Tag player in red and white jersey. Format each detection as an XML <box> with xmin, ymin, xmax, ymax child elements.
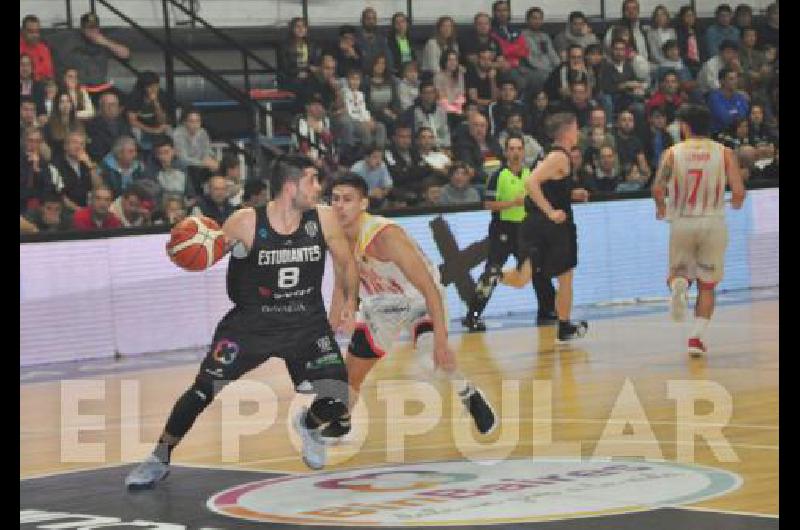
<box><xmin>652</xmin><ymin>104</ymin><xmax>746</xmax><ymax>356</ymax></box>
<box><xmin>325</xmin><ymin>173</ymin><xmax>497</xmax><ymax>441</ymax></box>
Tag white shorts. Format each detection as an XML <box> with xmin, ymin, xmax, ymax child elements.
<box><xmin>669</xmin><ymin>216</ymin><xmax>728</xmax><ymax>286</ymax></box>
<box><xmin>350</xmin><ymin>293</ymin><xmax>440</xmax><ymax>359</ymax></box>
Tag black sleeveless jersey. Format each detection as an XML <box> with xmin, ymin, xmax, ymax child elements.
<box><xmin>225</xmin><ymin>206</ymin><xmax>329</xmax><ymax>340</ymax></box>
<box><xmin>524</xmin><ymin>146</ymin><xmax>574</xmax><ymax>223</ymax></box>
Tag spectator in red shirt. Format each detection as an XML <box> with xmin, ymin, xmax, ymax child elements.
<box><xmin>645</xmin><ymin>70</ymin><xmax>687</xmax><ymax>123</ymax></box>
<box><xmin>72</xmin><ymin>186</ymin><xmax>122</xmax><ymax>230</ymax></box>
<box><xmin>20</xmin><ymin>15</ymin><xmax>54</xmax><ymax>81</ymax></box>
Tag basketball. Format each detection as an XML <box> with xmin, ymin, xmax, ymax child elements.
<box><xmin>166</xmin><ymin>216</ymin><xmax>226</xmax><ymax>271</ymax></box>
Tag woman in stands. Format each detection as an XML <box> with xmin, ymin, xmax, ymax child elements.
<box><xmin>43</xmin><ymin>90</ymin><xmax>84</xmax><ymax>154</ymax></box>
<box><xmin>365</xmin><ymin>53</ymin><xmax>401</xmax><ymax>137</ymax></box>
<box><xmin>434</xmin><ymin>48</ymin><xmax>467</xmax><ymax>130</ymax></box>
<box><xmin>62</xmin><ymin>67</ymin><xmax>95</xmax><ymax>122</ymax></box>
<box><xmin>387</xmin><ymin>12</ymin><xmax>416</xmax><ymax>77</ymax></box>
<box><xmin>277</xmin><ymin>17</ymin><xmax>321</xmax><ymax>96</ymax></box>
<box><xmin>422</xmin><ymin>16</ymin><xmax>458</xmax><ymax>75</ymax></box>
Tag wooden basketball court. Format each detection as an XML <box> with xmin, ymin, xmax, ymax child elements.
<box><xmin>20</xmin><ymin>295</ymin><xmax>778</xmax><ymax>527</ymax></box>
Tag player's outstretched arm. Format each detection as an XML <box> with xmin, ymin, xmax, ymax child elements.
<box><xmin>525</xmin><ymin>150</ymin><xmax>569</xmax><ymax>223</ymax></box>
<box><xmin>369</xmin><ymin>225</ymin><xmax>456</xmax><ymax>372</ymax></box>
<box><xmin>220</xmin><ymin>208</ymin><xmax>256</xmax><ymax>254</ymax></box>
<box><xmin>724</xmin><ymin>147</ymin><xmax>746</xmax><ymax>209</ymax></box>
<box><xmin>652</xmin><ymin>148</ymin><xmax>674</xmax><ymax>219</ymax></box>
<box><xmin>318</xmin><ymin>205</ymin><xmax>359</xmax><ymax>331</ymax></box>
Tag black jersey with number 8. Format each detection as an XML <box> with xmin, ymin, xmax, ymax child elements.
<box><xmin>225</xmin><ymin>206</ymin><xmax>329</xmax><ymax>338</ymax></box>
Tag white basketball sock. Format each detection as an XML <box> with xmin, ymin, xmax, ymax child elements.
<box><xmin>690</xmin><ymin>317</ymin><xmax>710</xmax><ymax>339</ymax></box>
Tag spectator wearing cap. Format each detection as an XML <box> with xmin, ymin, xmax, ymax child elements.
<box><xmin>708</xmin><ymin>67</ymin><xmax>749</xmax><ymax>135</ymax></box>
<box><xmin>697</xmin><ymin>40</ymin><xmax>742</xmax><ymax>94</ymax></box>
<box><xmin>554</xmin><ymin>11</ymin><xmax>599</xmax><ymax>57</ymax></box>
<box><xmin>72</xmin><ymin>186</ymin><xmax>122</xmax><ymax>230</ymax></box>
<box><xmin>20</xmin><ymin>15</ymin><xmax>54</xmax><ymax>81</ymax></box>
<box><xmin>706</xmin><ymin>5</ymin><xmax>740</xmax><ymax>57</ymax></box>
<box><xmin>357</xmin><ymin>7</ymin><xmax>394</xmax><ymax>74</ymax></box>
<box><xmin>57</xmin><ymin>13</ymin><xmax>130</xmax><ymax>94</ymax></box>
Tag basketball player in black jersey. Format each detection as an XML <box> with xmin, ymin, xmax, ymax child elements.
<box><xmin>506</xmin><ymin>112</ymin><xmax>589</xmax><ymax>343</ymax></box>
<box><xmin>125</xmin><ymin>156</ymin><xmax>359</xmax><ymax>488</ymax></box>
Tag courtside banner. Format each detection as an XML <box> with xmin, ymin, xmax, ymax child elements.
<box><xmin>20</xmin><ymin>189</ymin><xmax>777</xmax><ymax>365</ymax></box>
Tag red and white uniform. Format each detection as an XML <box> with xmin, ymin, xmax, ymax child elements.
<box><xmin>354</xmin><ymin>213</ymin><xmax>444</xmax><ymax>357</ymax></box>
<box><xmin>666</xmin><ymin>138</ymin><xmax>729</xmax><ymax>286</ymax></box>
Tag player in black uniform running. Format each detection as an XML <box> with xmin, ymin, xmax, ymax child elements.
<box><xmin>507</xmin><ymin>112</ymin><xmax>589</xmax><ymax>343</ymax></box>
<box><xmin>462</xmin><ymin>134</ymin><xmax>557</xmax><ymax>332</ymax></box>
<box><xmin>125</xmin><ymin>155</ymin><xmax>359</xmax><ymax>488</ymax></box>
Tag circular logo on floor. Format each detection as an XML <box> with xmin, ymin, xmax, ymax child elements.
<box><xmin>207</xmin><ymin>458</ymin><xmax>741</xmax><ymax>526</ymax></box>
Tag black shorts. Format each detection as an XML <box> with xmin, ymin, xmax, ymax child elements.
<box><xmin>197</xmin><ymin>310</ymin><xmax>347</xmax><ymax>396</ymax></box>
<box><xmin>487</xmin><ymin>220</ymin><xmax>523</xmax><ymax>270</ymax></box>
<box><xmin>518</xmin><ymin>217</ymin><xmax>578</xmax><ymax>278</ymax></box>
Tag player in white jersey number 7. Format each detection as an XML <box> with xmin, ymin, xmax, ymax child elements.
<box><xmin>652</xmin><ymin>104</ymin><xmax>746</xmax><ymax>357</ymax></box>
<box><xmin>325</xmin><ymin>173</ymin><xmax>497</xmax><ymax>441</ymax></box>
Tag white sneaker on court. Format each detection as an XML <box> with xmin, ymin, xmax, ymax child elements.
<box><xmin>293</xmin><ymin>407</ymin><xmax>326</xmax><ymax>470</ymax></box>
<box><xmin>670</xmin><ymin>277</ymin><xmax>689</xmax><ymax>322</ymax></box>
<box><xmin>124</xmin><ymin>454</ymin><xmax>170</xmax><ymax>490</ymax></box>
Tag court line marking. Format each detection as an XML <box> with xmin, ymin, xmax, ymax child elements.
<box><xmin>673</xmin><ymin>505</ymin><xmax>779</xmax><ymax>518</ymax></box>
<box><xmin>20</xmin><ymin>461</ymin><xmax>298</xmax><ymax>481</ymax></box>
<box><xmin>238</xmin><ymin>438</ymin><xmax>778</xmax><ymax>467</ymax></box>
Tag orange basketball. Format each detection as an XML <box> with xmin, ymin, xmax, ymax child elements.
<box><xmin>166</xmin><ymin>216</ymin><xmax>226</xmax><ymax>271</ymax></box>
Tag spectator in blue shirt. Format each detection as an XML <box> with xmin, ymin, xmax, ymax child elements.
<box><xmin>708</xmin><ymin>67</ymin><xmax>749</xmax><ymax>135</ymax></box>
<box><xmin>351</xmin><ymin>144</ymin><xmax>393</xmax><ymax>208</ymax></box>
<box><xmin>705</xmin><ymin>5</ymin><xmax>740</xmax><ymax>57</ymax></box>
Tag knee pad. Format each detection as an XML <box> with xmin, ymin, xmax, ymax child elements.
<box><xmin>309</xmin><ymin>396</ymin><xmax>349</xmax><ymax>424</ymax></box>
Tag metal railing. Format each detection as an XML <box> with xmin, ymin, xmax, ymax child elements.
<box><xmin>91</xmin><ymin>0</ymin><xmax>277</xmax><ymax>173</ymax></box>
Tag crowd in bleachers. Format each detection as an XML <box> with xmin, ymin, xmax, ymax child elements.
<box><xmin>20</xmin><ymin>1</ymin><xmax>779</xmax><ymax>234</ymax></box>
